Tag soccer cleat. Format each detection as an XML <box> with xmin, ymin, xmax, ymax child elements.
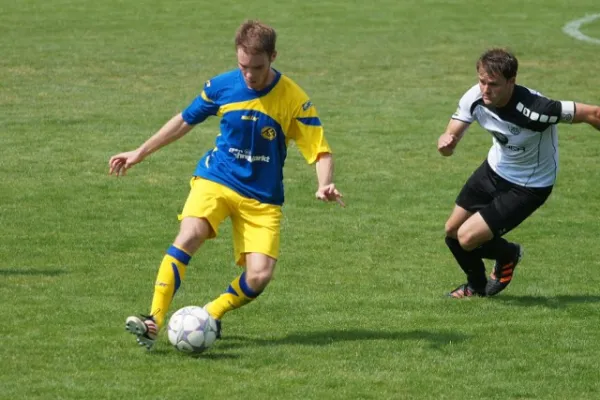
<box><xmin>215</xmin><ymin>319</ymin><xmax>222</xmax><ymax>339</ymax></box>
<box><xmin>203</xmin><ymin>303</ymin><xmax>222</xmax><ymax>339</ymax></box>
<box><xmin>486</xmin><ymin>244</ymin><xmax>523</xmax><ymax>296</ymax></box>
<box><xmin>125</xmin><ymin>315</ymin><xmax>158</xmax><ymax>350</ymax></box>
<box><xmin>447</xmin><ymin>283</ymin><xmax>485</xmax><ymax>298</ymax></box>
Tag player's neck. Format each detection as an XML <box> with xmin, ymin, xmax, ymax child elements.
<box><xmin>263</xmin><ymin>68</ymin><xmax>276</xmax><ymax>89</ymax></box>
<box><xmin>251</xmin><ymin>69</ymin><xmax>276</xmax><ymax>91</ymax></box>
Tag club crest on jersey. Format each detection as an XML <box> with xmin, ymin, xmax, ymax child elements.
<box><xmin>205</xmin><ymin>80</ymin><xmax>211</xmax><ymax>88</ymax></box>
<box><xmin>509</xmin><ymin>125</ymin><xmax>521</xmax><ymax>135</ymax></box>
<box><xmin>302</xmin><ymin>100</ymin><xmax>313</xmax><ymax>111</ymax></box>
<box><xmin>261</xmin><ymin>126</ymin><xmax>277</xmax><ymax>141</ymax></box>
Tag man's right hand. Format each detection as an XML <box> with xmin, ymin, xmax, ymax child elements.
<box><xmin>437</xmin><ymin>133</ymin><xmax>458</xmax><ymax>156</ymax></box>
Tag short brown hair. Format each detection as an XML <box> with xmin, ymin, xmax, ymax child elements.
<box><xmin>476</xmin><ymin>48</ymin><xmax>519</xmax><ymax>80</ymax></box>
<box><xmin>235</xmin><ymin>20</ymin><xmax>277</xmax><ymax>57</ymax></box>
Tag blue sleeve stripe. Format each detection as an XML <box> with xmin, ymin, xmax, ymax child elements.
<box><xmin>296</xmin><ymin>117</ymin><xmax>322</xmax><ymax>126</ymax></box>
<box><xmin>167</xmin><ymin>245</ymin><xmax>192</xmax><ymax>265</ymax></box>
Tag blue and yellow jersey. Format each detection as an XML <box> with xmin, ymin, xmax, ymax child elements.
<box><xmin>181</xmin><ymin>69</ymin><xmax>330</xmax><ymax>205</ymax></box>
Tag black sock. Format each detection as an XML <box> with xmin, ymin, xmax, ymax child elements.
<box><xmin>474</xmin><ymin>237</ymin><xmax>516</xmax><ymax>263</ymax></box>
<box><xmin>445</xmin><ymin>236</ymin><xmax>487</xmax><ymax>292</ymax></box>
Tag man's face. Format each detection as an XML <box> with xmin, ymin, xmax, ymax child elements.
<box><xmin>477</xmin><ymin>69</ymin><xmax>515</xmax><ymax>107</ymax></box>
<box><xmin>237</xmin><ymin>48</ymin><xmax>276</xmax><ymax>90</ymax></box>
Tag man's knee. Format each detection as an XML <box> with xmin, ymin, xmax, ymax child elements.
<box><xmin>456</xmin><ymin>228</ymin><xmax>485</xmax><ymax>251</ymax></box>
<box><xmin>174</xmin><ymin>217</ymin><xmax>213</xmax><ymax>254</ymax></box>
<box><xmin>445</xmin><ymin>221</ymin><xmax>459</xmax><ymax>239</ymax></box>
<box><xmin>456</xmin><ymin>230</ymin><xmax>473</xmax><ymax>250</ymax></box>
<box><xmin>245</xmin><ymin>254</ymin><xmax>276</xmax><ymax>292</ymax></box>
<box><xmin>245</xmin><ymin>269</ymin><xmax>272</xmax><ymax>291</ymax></box>
<box><xmin>456</xmin><ymin>212</ymin><xmax>494</xmax><ymax>251</ymax></box>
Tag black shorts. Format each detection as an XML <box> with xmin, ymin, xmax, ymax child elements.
<box><xmin>456</xmin><ymin>160</ymin><xmax>553</xmax><ymax>237</ymax></box>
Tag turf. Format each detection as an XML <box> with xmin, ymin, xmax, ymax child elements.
<box><xmin>1</xmin><ymin>1</ymin><xmax>600</xmax><ymax>399</ymax></box>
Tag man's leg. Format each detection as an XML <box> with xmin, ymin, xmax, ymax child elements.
<box><xmin>204</xmin><ymin>196</ymin><xmax>281</xmax><ymax>336</ymax></box>
<box><xmin>149</xmin><ymin>217</ymin><xmax>212</xmax><ymax>327</ymax></box>
<box><xmin>125</xmin><ymin>217</ymin><xmax>212</xmax><ymax>349</ymax></box>
<box><xmin>125</xmin><ymin>178</ymin><xmax>230</xmax><ymax>349</ymax></box>
<box><xmin>456</xmin><ymin>212</ymin><xmax>495</xmax><ymax>251</ymax></box>
<box><xmin>474</xmin><ymin>237</ymin><xmax>517</xmax><ymax>259</ymax></box>
<box><xmin>444</xmin><ymin>161</ymin><xmax>500</xmax><ymax>297</ymax></box>
<box><xmin>204</xmin><ymin>253</ymin><xmax>276</xmax><ymax>322</ymax></box>
<box><xmin>464</xmin><ymin>220</ymin><xmax>522</xmax><ymax>289</ymax></box>
<box><xmin>475</xmin><ymin>184</ymin><xmax>552</xmax><ymax>296</ymax></box>
<box><xmin>445</xmin><ymin>205</ymin><xmax>488</xmax><ymax>296</ymax></box>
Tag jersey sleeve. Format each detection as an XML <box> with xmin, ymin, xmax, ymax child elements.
<box><xmin>521</xmin><ymin>95</ymin><xmax>576</xmax><ymax>124</ymax></box>
<box><xmin>287</xmin><ymin>99</ymin><xmax>331</xmax><ymax>164</ymax></box>
<box><xmin>451</xmin><ymin>86</ymin><xmax>478</xmax><ymax>124</ymax></box>
<box><xmin>181</xmin><ymin>80</ymin><xmax>221</xmax><ymax>125</ymax></box>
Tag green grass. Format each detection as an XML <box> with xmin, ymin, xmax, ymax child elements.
<box><xmin>2</xmin><ymin>1</ymin><xmax>600</xmax><ymax>399</ymax></box>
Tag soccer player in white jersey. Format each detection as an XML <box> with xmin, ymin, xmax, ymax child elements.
<box><xmin>437</xmin><ymin>48</ymin><xmax>600</xmax><ymax>298</ymax></box>
<box><xmin>109</xmin><ymin>20</ymin><xmax>344</xmax><ymax>349</ymax></box>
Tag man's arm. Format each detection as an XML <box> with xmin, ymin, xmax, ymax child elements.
<box><xmin>136</xmin><ymin>113</ymin><xmax>193</xmax><ymax>158</ymax></box>
<box><xmin>315</xmin><ymin>152</ymin><xmax>344</xmax><ymax>207</ymax></box>
<box><xmin>573</xmin><ymin>103</ymin><xmax>600</xmax><ymax>131</ymax></box>
<box><xmin>109</xmin><ymin>113</ymin><xmax>193</xmax><ymax>176</ymax></box>
<box><xmin>437</xmin><ymin>119</ymin><xmax>471</xmax><ymax>156</ymax></box>
<box><xmin>316</xmin><ymin>152</ymin><xmax>334</xmax><ymax>187</ymax></box>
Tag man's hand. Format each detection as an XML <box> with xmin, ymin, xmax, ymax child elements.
<box><xmin>108</xmin><ymin>113</ymin><xmax>194</xmax><ymax>177</ymax></box>
<box><xmin>109</xmin><ymin>149</ymin><xmax>145</xmax><ymax>176</ymax></box>
<box><xmin>316</xmin><ymin>183</ymin><xmax>345</xmax><ymax>207</ymax></box>
<box><xmin>437</xmin><ymin>132</ymin><xmax>458</xmax><ymax>156</ymax></box>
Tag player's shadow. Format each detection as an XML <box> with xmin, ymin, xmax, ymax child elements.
<box><xmin>0</xmin><ymin>268</ymin><xmax>67</xmax><ymax>276</ymax></box>
<box><xmin>493</xmin><ymin>295</ymin><xmax>600</xmax><ymax>308</ymax></box>
<box><xmin>218</xmin><ymin>329</ymin><xmax>468</xmax><ymax>350</ymax></box>
<box><xmin>149</xmin><ymin>348</ymin><xmax>240</xmax><ymax>360</ymax></box>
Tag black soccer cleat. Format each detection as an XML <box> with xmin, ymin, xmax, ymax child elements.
<box><xmin>486</xmin><ymin>244</ymin><xmax>523</xmax><ymax>296</ymax></box>
<box><xmin>215</xmin><ymin>319</ymin><xmax>222</xmax><ymax>339</ymax></box>
<box><xmin>203</xmin><ymin>303</ymin><xmax>222</xmax><ymax>340</ymax></box>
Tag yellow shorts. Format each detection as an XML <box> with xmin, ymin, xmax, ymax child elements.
<box><xmin>180</xmin><ymin>177</ymin><xmax>282</xmax><ymax>266</ymax></box>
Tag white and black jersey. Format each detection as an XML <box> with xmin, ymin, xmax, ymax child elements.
<box><xmin>452</xmin><ymin>84</ymin><xmax>576</xmax><ymax>187</ymax></box>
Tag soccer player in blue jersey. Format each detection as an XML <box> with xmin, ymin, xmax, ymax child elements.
<box><xmin>109</xmin><ymin>20</ymin><xmax>344</xmax><ymax>349</ymax></box>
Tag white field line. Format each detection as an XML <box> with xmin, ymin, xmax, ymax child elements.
<box><xmin>562</xmin><ymin>14</ymin><xmax>600</xmax><ymax>45</ymax></box>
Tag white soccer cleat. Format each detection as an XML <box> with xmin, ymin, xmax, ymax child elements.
<box><xmin>125</xmin><ymin>315</ymin><xmax>158</xmax><ymax>350</ymax></box>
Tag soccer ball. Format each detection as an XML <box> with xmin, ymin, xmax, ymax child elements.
<box><xmin>167</xmin><ymin>306</ymin><xmax>219</xmax><ymax>353</ymax></box>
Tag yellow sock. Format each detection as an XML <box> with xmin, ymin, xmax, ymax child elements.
<box><xmin>150</xmin><ymin>245</ymin><xmax>190</xmax><ymax>328</ymax></box>
<box><xmin>205</xmin><ymin>272</ymin><xmax>260</xmax><ymax>320</ymax></box>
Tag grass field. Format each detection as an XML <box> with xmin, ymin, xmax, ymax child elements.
<box><xmin>2</xmin><ymin>1</ymin><xmax>600</xmax><ymax>399</ymax></box>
